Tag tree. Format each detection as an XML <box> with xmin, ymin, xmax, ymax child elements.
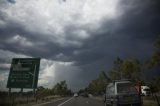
<box><xmin>36</xmin><ymin>86</ymin><xmax>53</xmax><ymax>99</ymax></box>
<box><xmin>108</xmin><ymin>57</ymin><xmax>142</xmax><ymax>83</ymax></box>
<box><xmin>122</xmin><ymin>59</ymin><xmax>141</xmax><ymax>80</ymax></box>
<box><xmin>87</xmin><ymin>71</ymin><xmax>110</xmax><ymax>95</ymax></box>
<box><xmin>53</xmin><ymin>80</ymin><xmax>71</xmax><ymax>96</ymax></box>
<box><xmin>97</xmin><ymin>71</ymin><xmax>110</xmax><ymax>93</ymax></box>
<box><xmin>144</xmin><ymin>37</ymin><xmax>160</xmax><ymax>92</ymax></box>
<box><xmin>151</xmin><ymin>37</ymin><xmax>160</xmax><ymax>67</ymax></box>
<box><xmin>109</xmin><ymin>57</ymin><xmax>123</xmax><ymax>80</ymax></box>
<box><xmin>113</xmin><ymin>57</ymin><xmax>123</xmax><ymax>72</ymax></box>
<box><xmin>88</xmin><ymin>80</ymin><xmax>99</xmax><ymax>94</ymax></box>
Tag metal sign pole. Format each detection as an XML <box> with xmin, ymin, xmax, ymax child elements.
<box><xmin>33</xmin><ymin>88</ymin><xmax>35</xmax><ymax>97</ymax></box>
<box><xmin>8</xmin><ymin>88</ymin><xmax>11</xmax><ymax>106</ymax></box>
<box><xmin>8</xmin><ymin>88</ymin><xmax>11</xmax><ymax>97</ymax></box>
<box><xmin>20</xmin><ymin>88</ymin><xmax>23</xmax><ymax>96</ymax></box>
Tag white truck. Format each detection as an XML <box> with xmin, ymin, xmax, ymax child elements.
<box><xmin>141</xmin><ymin>86</ymin><xmax>151</xmax><ymax>96</ymax></box>
<box><xmin>104</xmin><ymin>80</ymin><xmax>142</xmax><ymax>106</ymax></box>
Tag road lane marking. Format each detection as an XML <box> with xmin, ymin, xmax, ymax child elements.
<box><xmin>57</xmin><ymin>97</ymin><xmax>73</xmax><ymax>106</ymax></box>
<box><xmin>86</xmin><ymin>101</ymin><xmax>89</xmax><ymax>104</ymax></box>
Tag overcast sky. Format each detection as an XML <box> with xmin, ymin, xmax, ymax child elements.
<box><xmin>0</xmin><ymin>0</ymin><xmax>160</xmax><ymax>91</ymax></box>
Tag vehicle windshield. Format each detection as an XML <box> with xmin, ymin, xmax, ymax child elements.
<box><xmin>117</xmin><ymin>83</ymin><xmax>137</xmax><ymax>94</ymax></box>
<box><xmin>0</xmin><ymin>1</ymin><xmax>159</xmax><ymax>106</ymax></box>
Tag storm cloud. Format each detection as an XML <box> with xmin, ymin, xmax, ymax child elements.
<box><xmin>0</xmin><ymin>0</ymin><xmax>160</xmax><ymax>91</ymax></box>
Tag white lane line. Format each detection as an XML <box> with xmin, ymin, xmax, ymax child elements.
<box><xmin>57</xmin><ymin>97</ymin><xmax>73</xmax><ymax>106</ymax></box>
<box><xmin>86</xmin><ymin>101</ymin><xmax>89</xmax><ymax>104</ymax></box>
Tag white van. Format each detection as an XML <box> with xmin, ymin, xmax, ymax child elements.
<box><xmin>104</xmin><ymin>80</ymin><xmax>142</xmax><ymax>106</ymax></box>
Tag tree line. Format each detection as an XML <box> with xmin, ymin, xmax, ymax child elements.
<box><xmin>36</xmin><ymin>80</ymin><xmax>72</xmax><ymax>99</ymax></box>
<box><xmin>79</xmin><ymin>36</ymin><xmax>160</xmax><ymax>95</ymax></box>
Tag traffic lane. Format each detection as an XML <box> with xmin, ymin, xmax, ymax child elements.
<box><xmin>39</xmin><ymin>97</ymin><xmax>72</xmax><ymax>106</ymax></box>
<box><xmin>59</xmin><ymin>96</ymin><xmax>104</xmax><ymax>106</ymax></box>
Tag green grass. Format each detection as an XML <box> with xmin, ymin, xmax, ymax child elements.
<box><xmin>94</xmin><ymin>96</ymin><xmax>103</xmax><ymax>101</ymax></box>
<box><xmin>142</xmin><ymin>96</ymin><xmax>159</xmax><ymax>106</ymax></box>
<box><xmin>16</xmin><ymin>95</ymin><xmax>64</xmax><ymax>106</ymax></box>
<box><xmin>0</xmin><ymin>95</ymin><xmax>64</xmax><ymax>106</ymax></box>
<box><xmin>92</xmin><ymin>95</ymin><xmax>160</xmax><ymax>106</ymax></box>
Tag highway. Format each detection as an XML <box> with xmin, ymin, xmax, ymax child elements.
<box><xmin>39</xmin><ymin>96</ymin><xmax>104</xmax><ymax>106</ymax></box>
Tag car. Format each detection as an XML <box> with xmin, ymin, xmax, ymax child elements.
<box><xmin>104</xmin><ymin>80</ymin><xmax>142</xmax><ymax>106</ymax></box>
<box><xmin>88</xmin><ymin>94</ymin><xmax>93</xmax><ymax>97</ymax></box>
<box><xmin>74</xmin><ymin>93</ymin><xmax>78</xmax><ymax>97</ymax></box>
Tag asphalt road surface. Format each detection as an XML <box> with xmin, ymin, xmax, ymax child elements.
<box><xmin>40</xmin><ymin>96</ymin><xmax>104</xmax><ymax>106</ymax></box>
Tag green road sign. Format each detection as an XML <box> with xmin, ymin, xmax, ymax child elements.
<box><xmin>7</xmin><ymin>58</ymin><xmax>41</xmax><ymax>89</ymax></box>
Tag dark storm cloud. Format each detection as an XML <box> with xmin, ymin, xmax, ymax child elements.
<box><xmin>0</xmin><ymin>7</ymin><xmax>79</xmax><ymax>63</ymax></box>
<box><xmin>71</xmin><ymin>0</ymin><xmax>160</xmax><ymax>72</ymax></box>
<box><xmin>67</xmin><ymin>0</ymin><xmax>160</xmax><ymax>58</ymax></box>
<box><xmin>0</xmin><ymin>0</ymin><xmax>160</xmax><ymax>90</ymax></box>
<box><xmin>7</xmin><ymin>0</ymin><xmax>16</xmax><ymax>4</ymax></box>
<box><xmin>116</xmin><ymin>0</ymin><xmax>160</xmax><ymax>39</ymax></box>
<box><xmin>0</xmin><ymin>0</ymin><xmax>159</xmax><ymax>67</ymax></box>
<box><xmin>0</xmin><ymin>22</ymin><xmax>66</xmax><ymax>62</ymax></box>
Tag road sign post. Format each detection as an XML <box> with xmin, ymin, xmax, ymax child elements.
<box><xmin>7</xmin><ymin>58</ymin><xmax>41</xmax><ymax>97</ymax></box>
